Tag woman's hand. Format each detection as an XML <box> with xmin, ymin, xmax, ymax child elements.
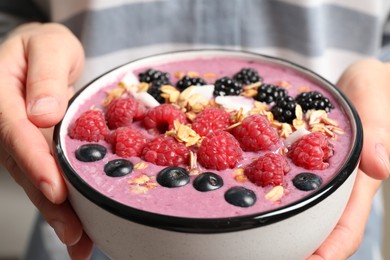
<box><xmin>308</xmin><ymin>58</ymin><xmax>390</xmax><ymax>259</ymax></box>
<box><xmin>0</xmin><ymin>22</ymin><xmax>92</xmax><ymax>259</ymax></box>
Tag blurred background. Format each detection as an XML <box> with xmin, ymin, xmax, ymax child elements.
<box><xmin>0</xmin><ymin>166</ymin><xmax>389</xmax><ymax>259</ymax></box>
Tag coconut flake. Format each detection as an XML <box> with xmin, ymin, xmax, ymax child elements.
<box><xmin>133</xmin><ymin>92</ymin><xmax>160</xmax><ymax>108</ymax></box>
<box><xmin>215</xmin><ymin>96</ymin><xmax>255</xmax><ymax>114</ymax></box>
<box><xmin>189</xmin><ymin>85</ymin><xmax>215</xmax><ymax>100</ymax></box>
<box><xmin>120</xmin><ymin>72</ymin><xmax>140</xmax><ymax>87</ymax></box>
<box><xmin>283</xmin><ymin>127</ymin><xmax>310</xmax><ymax>147</ymax></box>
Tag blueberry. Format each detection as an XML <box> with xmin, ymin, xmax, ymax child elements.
<box><xmin>75</xmin><ymin>144</ymin><xmax>107</xmax><ymax>162</ymax></box>
<box><xmin>292</xmin><ymin>172</ymin><xmax>323</xmax><ymax>191</ymax></box>
<box><xmin>157</xmin><ymin>166</ymin><xmax>190</xmax><ymax>188</ymax></box>
<box><xmin>224</xmin><ymin>186</ymin><xmax>256</xmax><ymax>208</ymax></box>
<box><xmin>193</xmin><ymin>172</ymin><xmax>223</xmax><ymax>192</ymax></box>
<box><xmin>104</xmin><ymin>159</ymin><xmax>134</xmax><ymax>177</ymax></box>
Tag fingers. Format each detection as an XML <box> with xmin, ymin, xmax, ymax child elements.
<box><xmin>308</xmin><ymin>171</ymin><xmax>381</xmax><ymax>260</ymax></box>
<box><xmin>9</xmin><ymin>154</ymin><xmax>93</xmax><ymax>259</ymax></box>
<box><xmin>5</xmin><ymin>154</ymin><xmax>83</xmax><ymax>246</ymax></box>
<box><xmin>309</xmin><ymin>58</ymin><xmax>390</xmax><ymax>259</ymax></box>
<box><xmin>0</xmin><ymin>71</ymin><xmax>66</xmax><ymax>203</ymax></box>
<box><xmin>23</xmin><ymin>23</ymin><xmax>85</xmax><ymax>127</ymax></box>
<box><xmin>67</xmin><ymin>232</ymin><xmax>94</xmax><ymax>260</ymax></box>
<box><xmin>0</xmin><ymin>22</ymin><xmax>90</xmax><ymax>259</ymax></box>
<box><xmin>337</xmin><ymin>59</ymin><xmax>390</xmax><ymax>180</ymax></box>
<box><xmin>0</xmin><ymin>122</ymin><xmax>67</xmax><ymax>203</ymax></box>
<box><xmin>0</xmin><ymin>23</ymin><xmax>84</xmax><ymax>203</ymax></box>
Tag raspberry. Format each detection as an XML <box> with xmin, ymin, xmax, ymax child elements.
<box><xmin>105</xmin><ymin>97</ymin><xmax>146</xmax><ymax>129</ymax></box>
<box><xmin>143</xmin><ymin>104</ymin><xmax>187</xmax><ymax>134</ymax></box>
<box><xmin>192</xmin><ymin>107</ymin><xmax>233</xmax><ymax>136</ymax></box>
<box><xmin>69</xmin><ymin>109</ymin><xmax>109</xmax><ymax>142</ymax></box>
<box><xmin>109</xmin><ymin>127</ymin><xmax>147</xmax><ymax>157</ymax></box>
<box><xmin>142</xmin><ymin>135</ymin><xmax>190</xmax><ymax>166</ymax></box>
<box><xmin>244</xmin><ymin>153</ymin><xmax>290</xmax><ymax>187</ymax></box>
<box><xmin>287</xmin><ymin>132</ymin><xmax>334</xmax><ymax>170</ymax></box>
<box><xmin>231</xmin><ymin>114</ymin><xmax>279</xmax><ymax>151</ymax></box>
<box><xmin>197</xmin><ymin>130</ymin><xmax>243</xmax><ymax>170</ymax></box>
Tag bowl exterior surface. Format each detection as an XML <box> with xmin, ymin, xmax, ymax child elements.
<box><xmin>55</xmin><ymin>49</ymin><xmax>363</xmax><ymax>259</ymax></box>
<box><xmin>66</xmin><ymin>166</ymin><xmax>357</xmax><ymax>260</ymax></box>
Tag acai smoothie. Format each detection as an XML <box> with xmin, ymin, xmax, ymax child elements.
<box><xmin>63</xmin><ymin>55</ymin><xmax>352</xmax><ymax>219</ymax></box>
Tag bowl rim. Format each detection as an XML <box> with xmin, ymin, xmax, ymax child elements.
<box><xmin>53</xmin><ymin>49</ymin><xmax>363</xmax><ymax>234</ymax></box>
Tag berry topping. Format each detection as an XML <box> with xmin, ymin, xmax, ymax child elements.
<box><xmin>139</xmin><ymin>68</ymin><xmax>170</xmax><ymax>84</ymax></box>
<box><xmin>231</xmin><ymin>114</ymin><xmax>279</xmax><ymax>151</ymax></box>
<box><xmin>213</xmin><ymin>77</ymin><xmax>243</xmax><ymax>96</ymax></box>
<box><xmin>69</xmin><ymin>110</ymin><xmax>109</xmax><ymax>142</ymax></box>
<box><xmin>143</xmin><ymin>104</ymin><xmax>187</xmax><ymax>134</ymax></box>
<box><xmin>104</xmin><ymin>159</ymin><xmax>134</xmax><ymax>177</ymax></box>
<box><xmin>287</xmin><ymin>132</ymin><xmax>334</xmax><ymax>170</ymax></box>
<box><xmin>244</xmin><ymin>153</ymin><xmax>290</xmax><ymax>187</ymax></box>
<box><xmin>105</xmin><ymin>97</ymin><xmax>146</xmax><ymax>129</ymax></box>
<box><xmin>254</xmin><ymin>84</ymin><xmax>287</xmax><ymax>104</ymax></box>
<box><xmin>270</xmin><ymin>96</ymin><xmax>297</xmax><ymax>124</ymax></box>
<box><xmin>176</xmin><ymin>75</ymin><xmax>206</xmax><ymax>91</ymax></box>
<box><xmin>109</xmin><ymin>127</ymin><xmax>147</xmax><ymax>157</ymax></box>
<box><xmin>147</xmin><ymin>80</ymin><xmax>170</xmax><ymax>104</ymax></box>
<box><xmin>292</xmin><ymin>172</ymin><xmax>323</xmax><ymax>191</ymax></box>
<box><xmin>191</xmin><ymin>106</ymin><xmax>233</xmax><ymax>136</ymax></box>
<box><xmin>233</xmin><ymin>68</ymin><xmax>263</xmax><ymax>85</ymax></box>
<box><xmin>142</xmin><ymin>135</ymin><xmax>190</xmax><ymax>166</ymax></box>
<box><xmin>224</xmin><ymin>186</ymin><xmax>256</xmax><ymax>208</ymax></box>
<box><xmin>75</xmin><ymin>144</ymin><xmax>107</xmax><ymax>162</ymax></box>
<box><xmin>156</xmin><ymin>166</ymin><xmax>190</xmax><ymax>188</ymax></box>
<box><xmin>295</xmin><ymin>91</ymin><xmax>333</xmax><ymax>112</ymax></box>
<box><xmin>193</xmin><ymin>172</ymin><xmax>224</xmax><ymax>192</ymax></box>
<box><xmin>197</xmin><ymin>130</ymin><xmax>243</xmax><ymax>170</ymax></box>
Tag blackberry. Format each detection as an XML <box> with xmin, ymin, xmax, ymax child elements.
<box><xmin>139</xmin><ymin>68</ymin><xmax>171</xmax><ymax>84</ymax></box>
<box><xmin>271</xmin><ymin>96</ymin><xmax>297</xmax><ymax>124</ymax></box>
<box><xmin>295</xmin><ymin>91</ymin><xmax>333</xmax><ymax>112</ymax></box>
<box><xmin>254</xmin><ymin>84</ymin><xmax>287</xmax><ymax>104</ymax></box>
<box><xmin>233</xmin><ymin>68</ymin><xmax>263</xmax><ymax>85</ymax></box>
<box><xmin>213</xmin><ymin>77</ymin><xmax>243</xmax><ymax>96</ymax></box>
<box><xmin>147</xmin><ymin>80</ymin><xmax>168</xmax><ymax>104</ymax></box>
<box><xmin>176</xmin><ymin>76</ymin><xmax>206</xmax><ymax>91</ymax></box>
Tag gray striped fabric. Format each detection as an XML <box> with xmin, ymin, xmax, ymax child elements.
<box><xmin>58</xmin><ymin>0</ymin><xmax>382</xmax><ymax>58</ymax></box>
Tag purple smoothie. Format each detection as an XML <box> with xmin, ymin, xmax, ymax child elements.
<box><xmin>64</xmin><ymin>57</ymin><xmax>352</xmax><ymax>218</ymax></box>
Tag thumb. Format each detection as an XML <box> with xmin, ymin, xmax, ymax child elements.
<box><xmin>21</xmin><ymin>23</ymin><xmax>85</xmax><ymax>128</ymax></box>
<box><xmin>337</xmin><ymin>58</ymin><xmax>390</xmax><ymax>180</ymax></box>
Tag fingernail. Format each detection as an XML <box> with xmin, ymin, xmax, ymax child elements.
<box><xmin>375</xmin><ymin>143</ymin><xmax>390</xmax><ymax>177</ymax></box>
<box><xmin>51</xmin><ymin>220</ymin><xmax>65</xmax><ymax>243</ymax></box>
<box><xmin>39</xmin><ymin>181</ymin><xmax>55</xmax><ymax>203</ymax></box>
<box><xmin>28</xmin><ymin>96</ymin><xmax>59</xmax><ymax>116</ymax></box>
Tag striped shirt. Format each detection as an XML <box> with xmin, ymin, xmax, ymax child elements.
<box><xmin>1</xmin><ymin>0</ymin><xmax>390</xmax><ymax>86</ymax></box>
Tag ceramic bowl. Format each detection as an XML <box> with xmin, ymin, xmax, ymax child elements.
<box><xmin>53</xmin><ymin>49</ymin><xmax>363</xmax><ymax>260</ymax></box>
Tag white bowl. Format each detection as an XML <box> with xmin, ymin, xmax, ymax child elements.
<box><xmin>53</xmin><ymin>49</ymin><xmax>363</xmax><ymax>260</ymax></box>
